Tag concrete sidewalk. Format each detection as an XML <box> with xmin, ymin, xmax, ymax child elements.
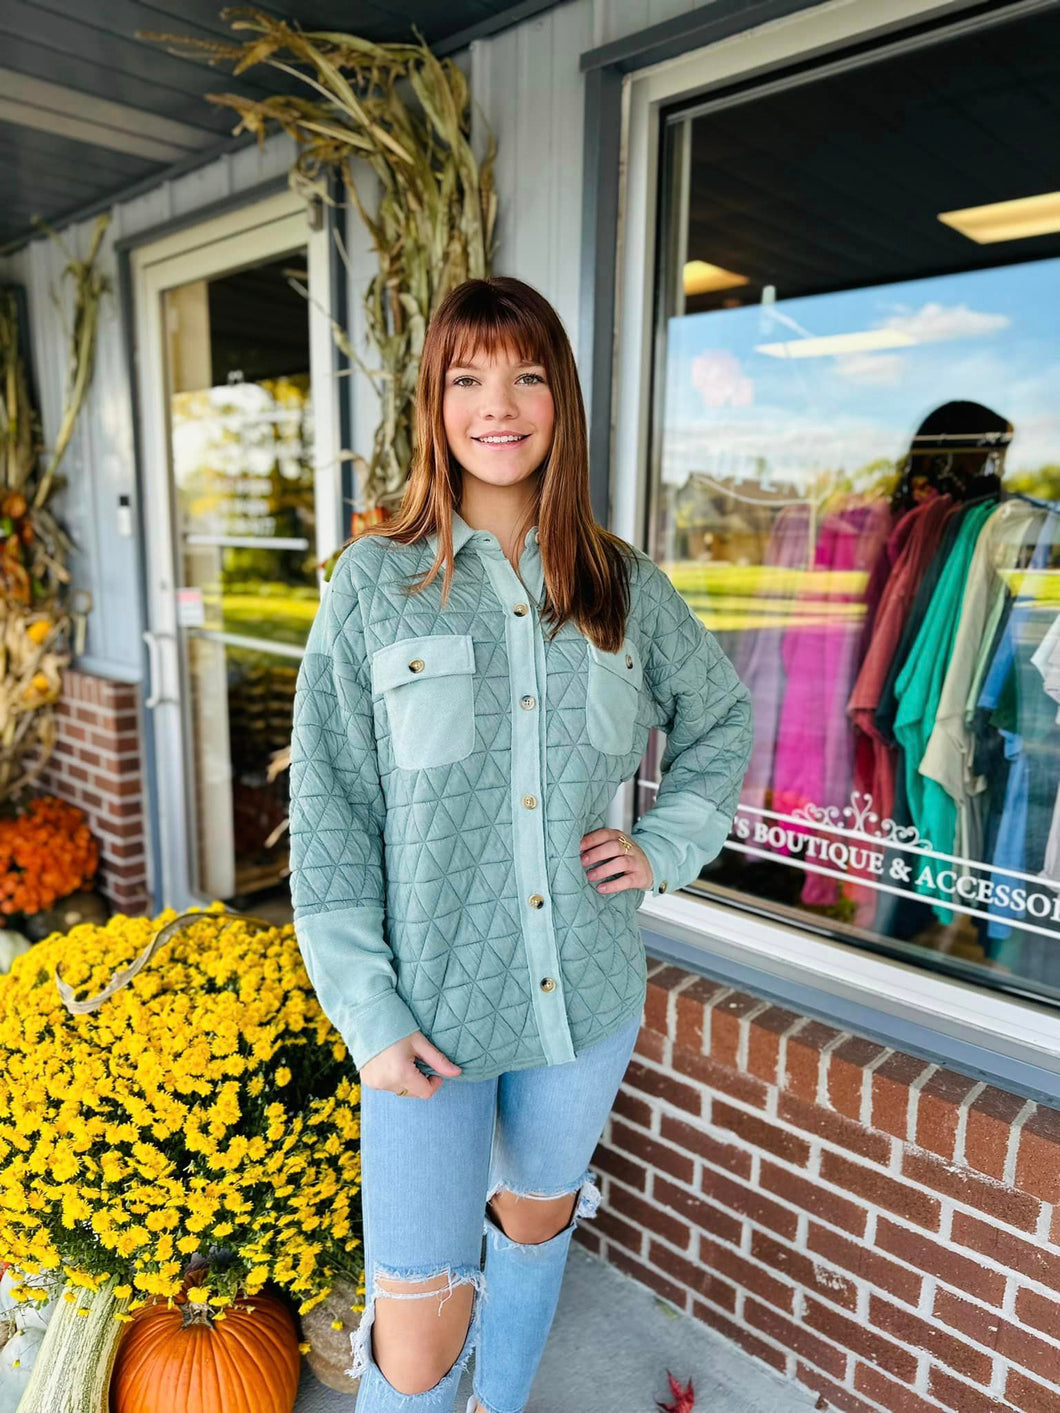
<box><xmin>294</xmin><ymin>1243</ymin><xmax>817</xmax><ymax>1412</ymax></box>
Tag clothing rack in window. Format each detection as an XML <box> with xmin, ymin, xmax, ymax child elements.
<box><xmin>691</xmin><ymin>469</ymin><xmax>847</xmax><ymax>562</ymax></box>
<box><xmin>909</xmin><ymin>429</ymin><xmax>1014</xmax><ymax>452</ymax></box>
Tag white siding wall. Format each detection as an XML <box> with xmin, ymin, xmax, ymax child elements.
<box><xmin>469</xmin><ymin>0</ymin><xmax>593</xmax><ymax>358</ymax></box>
<box><xmin>469</xmin><ymin>0</ymin><xmax>715</xmax><ymax>353</ymax></box>
<box><xmin>592</xmin><ymin>0</ymin><xmax>705</xmax><ymax>46</ymax></box>
<box><xmin>0</xmin><ymin>0</ymin><xmax>716</xmax><ymax>678</ymax></box>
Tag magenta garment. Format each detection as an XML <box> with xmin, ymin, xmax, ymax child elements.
<box><xmin>856</xmin><ymin>501</ymin><xmax>914</xmax><ymax>665</ymax></box>
<box><xmin>734</xmin><ymin>504</ymin><xmax>814</xmax><ymax>811</ymax></box>
<box><xmin>771</xmin><ymin>498</ymin><xmax>894</xmax><ymax>906</ymax></box>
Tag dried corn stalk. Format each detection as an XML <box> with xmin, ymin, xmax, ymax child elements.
<box><xmin>0</xmin><ymin>214</ymin><xmax>108</xmax><ymax>799</ymax></box>
<box><xmin>139</xmin><ymin>7</ymin><xmax>498</xmax><ymax>561</ymax></box>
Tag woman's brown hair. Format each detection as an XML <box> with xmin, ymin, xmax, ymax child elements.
<box><xmin>338</xmin><ymin>276</ymin><xmax>635</xmax><ymax>651</ymax></box>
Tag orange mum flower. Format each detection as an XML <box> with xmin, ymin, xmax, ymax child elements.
<box><xmin>0</xmin><ymin>795</ymin><xmax>99</xmax><ymax>916</ymax></box>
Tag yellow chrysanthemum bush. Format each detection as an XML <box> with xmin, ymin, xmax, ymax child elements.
<box><xmin>0</xmin><ymin>901</ymin><xmax>365</xmax><ymax>1411</ymax></box>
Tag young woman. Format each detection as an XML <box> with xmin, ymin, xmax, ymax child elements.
<box><xmin>288</xmin><ymin>276</ymin><xmax>753</xmax><ymax>1413</ymax></box>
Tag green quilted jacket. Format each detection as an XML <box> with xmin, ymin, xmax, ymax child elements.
<box><xmin>288</xmin><ymin>508</ymin><xmax>753</xmax><ymax>1079</ymax></box>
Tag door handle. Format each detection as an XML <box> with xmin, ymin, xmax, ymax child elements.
<box><xmin>142</xmin><ymin>629</ymin><xmax>175</xmax><ymax>708</ymax></box>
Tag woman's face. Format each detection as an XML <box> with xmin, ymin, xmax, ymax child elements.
<box><xmin>442</xmin><ymin>342</ymin><xmax>555</xmax><ymax>491</ymax></box>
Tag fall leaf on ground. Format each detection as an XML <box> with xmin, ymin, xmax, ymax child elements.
<box><xmin>656</xmin><ymin>1370</ymin><xmax>695</xmax><ymax>1412</ymax></box>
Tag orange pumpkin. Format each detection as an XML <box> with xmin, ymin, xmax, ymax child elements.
<box><xmin>110</xmin><ymin>1270</ymin><xmax>301</xmax><ymax>1413</ymax></box>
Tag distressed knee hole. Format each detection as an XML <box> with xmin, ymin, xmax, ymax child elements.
<box><xmin>484</xmin><ymin>1170</ymin><xmax>601</xmax><ymax>1246</ymax></box>
<box><xmin>486</xmin><ymin>1190</ymin><xmax>576</xmax><ymax>1242</ymax></box>
<box><xmin>346</xmin><ymin>1262</ymin><xmax>487</xmax><ymax>1390</ymax></box>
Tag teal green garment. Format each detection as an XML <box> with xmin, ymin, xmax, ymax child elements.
<box><xmin>287</xmin><ymin>508</ymin><xmax>753</xmax><ymax>1078</ymax></box>
<box><xmin>893</xmin><ymin>501</ymin><xmax>996</xmax><ymax>919</ymax></box>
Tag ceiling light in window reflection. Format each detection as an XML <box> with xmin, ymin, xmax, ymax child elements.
<box><xmin>755</xmin><ymin>329</ymin><xmax>917</xmax><ymax>359</ymax></box>
<box><xmin>937</xmin><ymin>191</ymin><xmax>1060</xmax><ymax>243</ymax></box>
<box><xmin>683</xmin><ymin>261</ymin><xmax>749</xmax><ymax>295</ymax></box>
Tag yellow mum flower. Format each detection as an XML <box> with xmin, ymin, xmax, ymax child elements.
<box><xmin>0</xmin><ymin>905</ymin><xmax>361</xmax><ymax>1316</ymax></box>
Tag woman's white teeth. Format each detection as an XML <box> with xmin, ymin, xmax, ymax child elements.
<box><xmin>476</xmin><ymin>434</ymin><xmax>527</xmax><ymax>443</ymax></box>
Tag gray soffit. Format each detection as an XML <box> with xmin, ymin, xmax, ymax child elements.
<box><xmin>0</xmin><ymin>0</ymin><xmax>558</xmax><ymax>254</ymax></box>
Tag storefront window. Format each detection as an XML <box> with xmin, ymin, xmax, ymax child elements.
<box><xmin>643</xmin><ymin>7</ymin><xmax>1060</xmax><ymax>1002</ymax></box>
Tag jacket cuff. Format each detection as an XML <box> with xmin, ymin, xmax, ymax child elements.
<box><xmin>344</xmin><ymin>991</ymin><xmax>421</xmax><ymax>1072</ymax></box>
<box><xmin>630</xmin><ymin>829</ymin><xmax>679</xmax><ymax>897</ymax></box>
<box><xmin>293</xmin><ymin>903</ymin><xmax>420</xmax><ymax>1071</ymax></box>
<box><xmin>631</xmin><ymin>795</ymin><xmax>727</xmax><ymax>897</ymax></box>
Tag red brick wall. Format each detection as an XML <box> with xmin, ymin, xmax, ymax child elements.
<box><xmin>33</xmin><ymin>669</ymin><xmax>150</xmax><ymax>916</ymax></box>
<box><xmin>576</xmin><ymin>957</ymin><xmax>1060</xmax><ymax>1413</ymax></box>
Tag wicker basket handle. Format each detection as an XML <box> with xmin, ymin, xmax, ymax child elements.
<box><xmin>54</xmin><ymin>908</ymin><xmax>274</xmax><ymax>1015</ymax></box>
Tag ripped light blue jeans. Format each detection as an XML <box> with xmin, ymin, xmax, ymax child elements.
<box><xmin>349</xmin><ymin>1010</ymin><xmax>642</xmax><ymax>1413</ymax></box>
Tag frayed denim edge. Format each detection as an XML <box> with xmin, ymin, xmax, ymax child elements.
<box><xmin>468</xmin><ymin>1388</ymin><xmax>518</xmax><ymax>1413</ymax></box>
<box><xmin>346</xmin><ymin>1261</ymin><xmax>488</xmax><ymax>1391</ymax></box>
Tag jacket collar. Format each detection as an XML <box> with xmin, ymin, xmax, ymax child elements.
<box><xmin>426</xmin><ymin>508</ymin><xmax>539</xmax><ymax>560</ymax></box>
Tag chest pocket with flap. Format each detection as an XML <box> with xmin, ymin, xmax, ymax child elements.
<box><xmin>370</xmin><ymin>633</ymin><xmax>476</xmax><ymax>770</ymax></box>
<box><xmin>585</xmin><ymin>637</ymin><xmax>644</xmax><ymax>754</ymax></box>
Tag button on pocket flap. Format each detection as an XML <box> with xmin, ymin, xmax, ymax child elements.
<box><xmin>586</xmin><ymin>638</ymin><xmax>644</xmax><ymax>693</ymax></box>
<box><xmin>370</xmin><ymin>634</ymin><xmax>475</xmax><ymax>696</ymax></box>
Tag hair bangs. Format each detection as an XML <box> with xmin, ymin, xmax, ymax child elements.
<box><xmin>444</xmin><ymin>296</ymin><xmax>548</xmax><ymax>374</ymax></box>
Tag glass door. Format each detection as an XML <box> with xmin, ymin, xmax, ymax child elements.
<box><xmin>133</xmin><ymin>189</ymin><xmax>342</xmax><ymax>915</ymax></box>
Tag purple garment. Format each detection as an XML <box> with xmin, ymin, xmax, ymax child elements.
<box><xmin>735</xmin><ymin>504</ymin><xmax>814</xmax><ymax>811</ymax></box>
<box><xmin>772</xmin><ymin>498</ymin><xmax>894</xmax><ymax>905</ymax></box>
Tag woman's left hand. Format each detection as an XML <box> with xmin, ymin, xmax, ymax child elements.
<box><xmin>580</xmin><ymin>828</ymin><xmax>654</xmax><ymax>893</ymax></box>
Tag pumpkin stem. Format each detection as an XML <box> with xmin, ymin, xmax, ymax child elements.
<box><xmin>14</xmin><ymin>1275</ymin><xmax>131</xmax><ymax>1413</ymax></box>
<box><xmin>180</xmin><ymin>1301</ymin><xmax>217</xmax><ymax>1328</ymax></box>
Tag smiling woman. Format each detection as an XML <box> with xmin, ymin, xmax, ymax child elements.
<box><xmin>287</xmin><ymin>274</ymin><xmax>752</xmax><ymax>1411</ymax></box>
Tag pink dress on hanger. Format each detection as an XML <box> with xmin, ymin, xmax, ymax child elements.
<box><xmin>734</xmin><ymin>503</ymin><xmax>814</xmax><ymax>811</ymax></box>
<box><xmin>771</xmin><ymin>497</ymin><xmax>894</xmax><ymax>907</ymax></box>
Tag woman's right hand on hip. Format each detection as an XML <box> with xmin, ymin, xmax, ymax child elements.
<box><xmin>359</xmin><ymin>1031</ymin><xmax>462</xmax><ymax>1098</ymax></box>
